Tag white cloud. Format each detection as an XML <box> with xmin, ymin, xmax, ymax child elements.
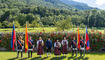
<box><xmin>95</xmin><ymin>0</ymin><xmax>105</xmax><ymax>6</ymax></box>
<box><xmin>72</xmin><ymin>0</ymin><xmax>105</xmax><ymax>9</ymax></box>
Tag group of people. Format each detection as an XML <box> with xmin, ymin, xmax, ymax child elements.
<box><xmin>16</xmin><ymin>36</ymin><xmax>85</xmax><ymax>58</ymax></box>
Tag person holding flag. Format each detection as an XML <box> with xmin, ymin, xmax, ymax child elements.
<box><xmin>71</xmin><ymin>37</ymin><xmax>77</xmax><ymax>57</ymax></box>
<box><xmin>37</xmin><ymin>37</ymin><xmax>44</xmax><ymax>57</ymax></box>
<box><xmin>61</xmin><ymin>37</ymin><xmax>68</xmax><ymax>56</ymax></box>
<box><xmin>16</xmin><ymin>36</ymin><xmax>24</xmax><ymax>58</ymax></box>
<box><xmin>80</xmin><ymin>36</ymin><xmax>85</xmax><ymax>57</ymax></box>
<box><xmin>28</xmin><ymin>36</ymin><xmax>34</xmax><ymax>58</ymax></box>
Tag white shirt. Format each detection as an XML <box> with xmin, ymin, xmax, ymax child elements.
<box><xmin>54</xmin><ymin>42</ymin><xmax>61</xmax><ymax>47</ymax></box>
<box><xmin>37</xmin><ymin>40</ymin><xmax>44</xmax><ymax>48</ymax></box>
<box><xmin>61</xmin><ymin>40</ymin><xmax>68</xmax><ymax>48</ymax></box>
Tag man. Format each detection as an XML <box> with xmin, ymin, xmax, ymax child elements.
<box><xmin>16</xmin><ymin>36</ymin><xmax>24</xmax><ymax>58</ymax></box>
<box><xmin>71</xmin><ymin>37</ymin><xmax>77</xmax><ymax>57</ymax></box>
<box><xmin>80</xmin><ymin>36</ymin><xmax>85</xmax><ymax>57</ymax></box>
<box><xmin>37</xmin><ymin>37</ymin><xmax>44</xmax><ymax>57</ymax></box>
<box><xmin>54</xmin><ymin>40</ymin><xmax>61</xmax><ymax>56</ymax></box>
<box><xmin>28</xmin><ymin>36</ymin><xmax>34</xmax><ymax>58</ymax></box>
<box><xmin>61</xmin><ymin>37</ymin><xmax>68</xmax><ymax>56</ymax></box>
<box><xmin>46</xmin><ymin>37</ymin><xmax>52</xmax><ymax>57</ymax></box>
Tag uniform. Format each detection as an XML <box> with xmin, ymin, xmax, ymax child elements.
<box><xmin>71</xmin><ymin>40</ymin><xmax>77</xmax><ymax>56</ymax></box>
<box><xmin>37</xmin><ymin>40</ymin><xmax>44</xmax><ymax>55</ymax></box>
<box><xmin>54</xmin><ymin>41</ymin><xmax>61</xmax><ymax>55</ymax></box>
<box><xmin>46</xmin><ymin>40</ymin><xmax>52</xmax><ymax>53</ymax></box>
<box><xmin>61</xmin><ymin>40</ymin><xmax>68</xmax><ymax>54</ymax></box>
<box><xmin>16</xmin><ymin>40</ymin><xmax>24</xmax><ymax>58</ymax></box>
<box><xmin>28</xmin><ymin>40</ymin><xmax>34</xmax><ymax>58</ymax></box>
<box><xmin>80</xmin><ymin>40</ymin><xmax>85</xmax><ymax>56</ymax></box>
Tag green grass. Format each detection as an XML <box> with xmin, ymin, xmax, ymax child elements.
<box><xmin>0</xmin><ymin>27</ymin><xmax>57</xmax><ymax>33</ymax></box>
<box><xmin>0</xmin><ymin>51</ymin><xmax>105</xmax><ymax>60</ymax></box>
<box><xmin>0</xmin><ymin>27</ymin><xmax>104</xmax><ymax>34</ymax></box>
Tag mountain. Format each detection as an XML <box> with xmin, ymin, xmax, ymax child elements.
<box><xmin>20</xmin><ymin>0</ymin><xmax>74</xmax><ymax>9</ymax></box>
<box><xmin>0</xmin><ymin>0</ymin><xmax>96</xmax><ymax>10</ymax></box>
<box><xmin>60</xmin><ymin>0</ymin><xmax>96</xmax><ymax>10</ymax></box>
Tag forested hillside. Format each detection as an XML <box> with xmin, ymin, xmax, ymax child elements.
<box><xmin>0</xmin><ymin>0</ymin><xmax>105</xmax><ymax>28</ymax></box>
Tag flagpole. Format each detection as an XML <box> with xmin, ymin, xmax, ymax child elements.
<box><xmin>76</xmin><ymin>26</ymin><xmax>79</xmax><ymax>57</ymax></box>
<box><xmin>84</xmin><ymin>26</ymin><xmax>87</xmax><ymax>56</ymax></box>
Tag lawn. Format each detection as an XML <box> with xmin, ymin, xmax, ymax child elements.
<box><xmin>0</xmin><ymin>51</ymin><xmax>105</xmax><ymax>60</ymax></box>
<box><xmin>0</xmin><ymin>27</ymin><xmax>104</xmax><ymax>34</ymax></box>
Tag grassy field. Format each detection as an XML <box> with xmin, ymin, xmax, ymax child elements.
<box><xmin>0</xmin><ymin>52</ymin><xmax>105</xmax><ymax>60</ymax></box>
<box><xmin>0</xmin><ymin>27</ymin><xmax>104</xmax><ymax>33</ymax></box>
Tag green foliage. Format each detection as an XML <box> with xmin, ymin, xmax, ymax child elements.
<box><xmin>56</xmin><ymin>18</ymin><xmax>72</xmax><ymax>31</ymax></box>
<box><xmin>30</xmin><ymin>20</ymin><xmax>41</xmax><ymax>28</ymax></box>
<box><xmin>0</xmin><ymin>31</ymin><xmax>105</xmax><ymax>51</ymax></box>
<box><xmin>0</xmin><ymin>0</ymin><xmax>105</xmax><ymax>28</ymax></box>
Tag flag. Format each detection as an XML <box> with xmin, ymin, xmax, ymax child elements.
<box><xmin>11</xmin><ymin>24</ymin><xmax>16</xmax><ymax>51</ymax></box>
<box><xmin>77</xmin><ymin>27</ymin><xmax>80</xmax><ymax>49</ymax></box>
<box><xmin>86</xmin><ymin>27</ymin><xmax>90</xmax><ymax>50</ymax></box>
<box><xmin>25</xmin><ymin>24</ymin><xmax>28</xmax><ymax>53</ymax></box>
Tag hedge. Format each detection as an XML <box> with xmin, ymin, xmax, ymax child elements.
<box><xmin>0</xmin><ymin>31</ymin><xmax>105</xmax><ymax>51</ymax></box>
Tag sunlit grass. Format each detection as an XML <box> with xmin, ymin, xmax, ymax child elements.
<box><xmin>0</xmin><ymin>51</ymin><xmax>105</xmax><ymax>60</ymax></box>
<box><xmin>0</xmin><ymin>27</ymin><xmax>104</xmax><ymax>34</ymax></box>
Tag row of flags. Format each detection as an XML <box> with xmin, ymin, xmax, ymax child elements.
<box><xmin>77</xmin><ymin>27</ymin><xmax>90</xmax><ymax>50</ymax></box>
<box><xmin>11</xmin><ymin>24</ymin><xmax>28</xmax><ymax>52</ymax></box>
<box><xmin>11</xmin><ymin>24</ymin><xmax>90</xmax><ymax>52</ymax></box>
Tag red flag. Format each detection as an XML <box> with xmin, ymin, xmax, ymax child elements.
<box><xmin>77</xmin><ymin>28</ymin><xmax>80</xmax><ymax>49</ymax></box>
<box><xmin>25</xmin><ymin>24</ymin><xmax>28</xmax><ymax>53</ymax></box>
<box><xmin>11</xmin><ymin>24</ymin><xmax>16</xmax><ymax>51</ymax></box>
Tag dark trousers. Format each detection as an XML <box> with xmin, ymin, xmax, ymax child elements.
<box><xmin>28</xmin><ymin>51</ymin><xmax>33</xmax><ymax>57</ymax></box>
<box><xmin>17</xmin><ymin>51</ymin><xmax>23</xmax><ymax>58</ymax></box>
<box><xmin>47</xmin><ymin>48</ymin><xmax>51</xmax><ymax>53</ymax></box>
<box><xmin>72</xmin><ymin>50</ymin><xmax>77</xmax><ymax>57</ymax></box>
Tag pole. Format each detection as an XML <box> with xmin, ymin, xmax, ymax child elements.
<box><xmin>83</xmin><ymin>26</ymin><xmax>86</xmax><ymax>56</ymax></box>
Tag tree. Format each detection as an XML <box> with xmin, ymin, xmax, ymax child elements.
<box><xmin>55</xmin><ymin>18</ymin><xmax>72</xmax><ymax>31</ymax></box>
<box><xmin>30</xmin><ymin>20</ymin><xmax>41</xmax><ymax>28</ymax></box>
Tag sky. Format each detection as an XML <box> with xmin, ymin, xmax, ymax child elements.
<box><xmin>72</xmin><ymin>0</ymin><xmax>105</xmax><ymax>9</ymax></box>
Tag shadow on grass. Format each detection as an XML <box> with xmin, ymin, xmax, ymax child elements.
<box><xmin>8</xmin><ymin>57</ymin><xmax>17</xmax><ymax>60</ymax></box>
<box><xmin>8</xmin><ymin>57</ymin><xmax>29</xmax><ymax>60</ymax></box>
<box><xmin>50</xmin><ymin>56</ymin><xmax>66</xmax><ymax>60</ymax></box>
<box><xmin>68</xmin><ymin>56</ymin><xmax>89</xmax><ymax>60</ymax></box>
<box><xmin>30</xmin><ymin>57</ymin><xmax>42</xmax><ymax>60</ymax></box>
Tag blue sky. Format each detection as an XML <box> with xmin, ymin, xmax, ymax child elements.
<box><xmin>72</xmin><ymin>0</ymin><xmax>105</xmax><ymax>9</ymax></box>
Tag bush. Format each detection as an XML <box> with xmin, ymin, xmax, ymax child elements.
<box><xmin>0</xmin><ymin>31</ymin><xmax>105</xmax><ymax>51</ymax></box>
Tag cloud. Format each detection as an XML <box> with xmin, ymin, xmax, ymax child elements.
<box><xmin>95</xmin><ymin>0</ymin><xmax>105</xmax><ymax>6</ymax></box>
<box><xmin>72</xmin><ymin>0</ymin><xmax>105</xmax><ymax>9</ymax></box>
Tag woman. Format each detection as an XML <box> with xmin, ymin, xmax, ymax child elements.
<box><xmin>54</xmin><ymin>40</ymin><xmax>61</xmax><ymax>56</ymax></box>
<box><xmin>61</xmin><ymin>37</ymin><xmax>68</xmax><ymax>56</ymax></box>
<box><xmin>37</xmin><ymin>37</ymin><xmax>44</xmax><ymax>57</ymax></box>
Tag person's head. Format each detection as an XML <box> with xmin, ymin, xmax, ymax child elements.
<box><xmin>57</xmin><ymin>40</ymin><xmax>59</xmax><ymax>42</ymax></box>
<box><xmin>48</xmin><ymin>37</ymin><xmax>50</xmax><ymax>40</ymax></box>
<box><xmin>29</xmin><ymin>36</ymin><xmax>32</xmax><ymax>40</ymax></box>
<box><xmin>39</xmin><ymin>37</ymin><xmax>42</xmax><ymax>40</ymax></box>
<box><xmin>81</xmin><ymin>36</ymin><xmax>83</xmax><ymax>40</ymax></box>
<box><xmin>73</xmin><ymin>37</ymin><xmax>75</xmax><ymax>40</ymax></box>
<box><xmin>64</xmin><ymin>37</ymin><xmax>66</xmax><ymax>40</ymax></box>
<box><xmin>19</xmin><ymin>36</ymin><xmax>22</xmax><ymax>40</ymax></box>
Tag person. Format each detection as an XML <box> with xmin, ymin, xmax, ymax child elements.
<box><xmin>71</xmin><ymin>37</ymin><xmax>77</xmax><ymax>57</ymax></box>
<box><xmin>54</xmin><ymin>40</ymin><xmax>61</xmax><ymax>56</ymax></box>
<box><xmin>46</xmin><ymin>37</ymin><xmax>52</xmax><ymax>57</ymax></box>
<box><xmin>28</xmin><ymin>36</ymin><xmax>34</xmax><ymax>58</ymax></box>
<box><xmin>37</xmin><ymin>37</ymin><xmax>44</xmax><ymax>57</ymax></box>
<box><xmin>61</xmin><ymin>37</ymin><xmax>68</xmax><ymax>56</ymax></box>
<box><xmin>80</xmin><ymin>36</ymin><xmax>85</xmax><ymax>57</ymax></box>
<box><xmin>16</xmin><ymin>36</ymin><xmax>24</xmax><ymax>58</ymax></box>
